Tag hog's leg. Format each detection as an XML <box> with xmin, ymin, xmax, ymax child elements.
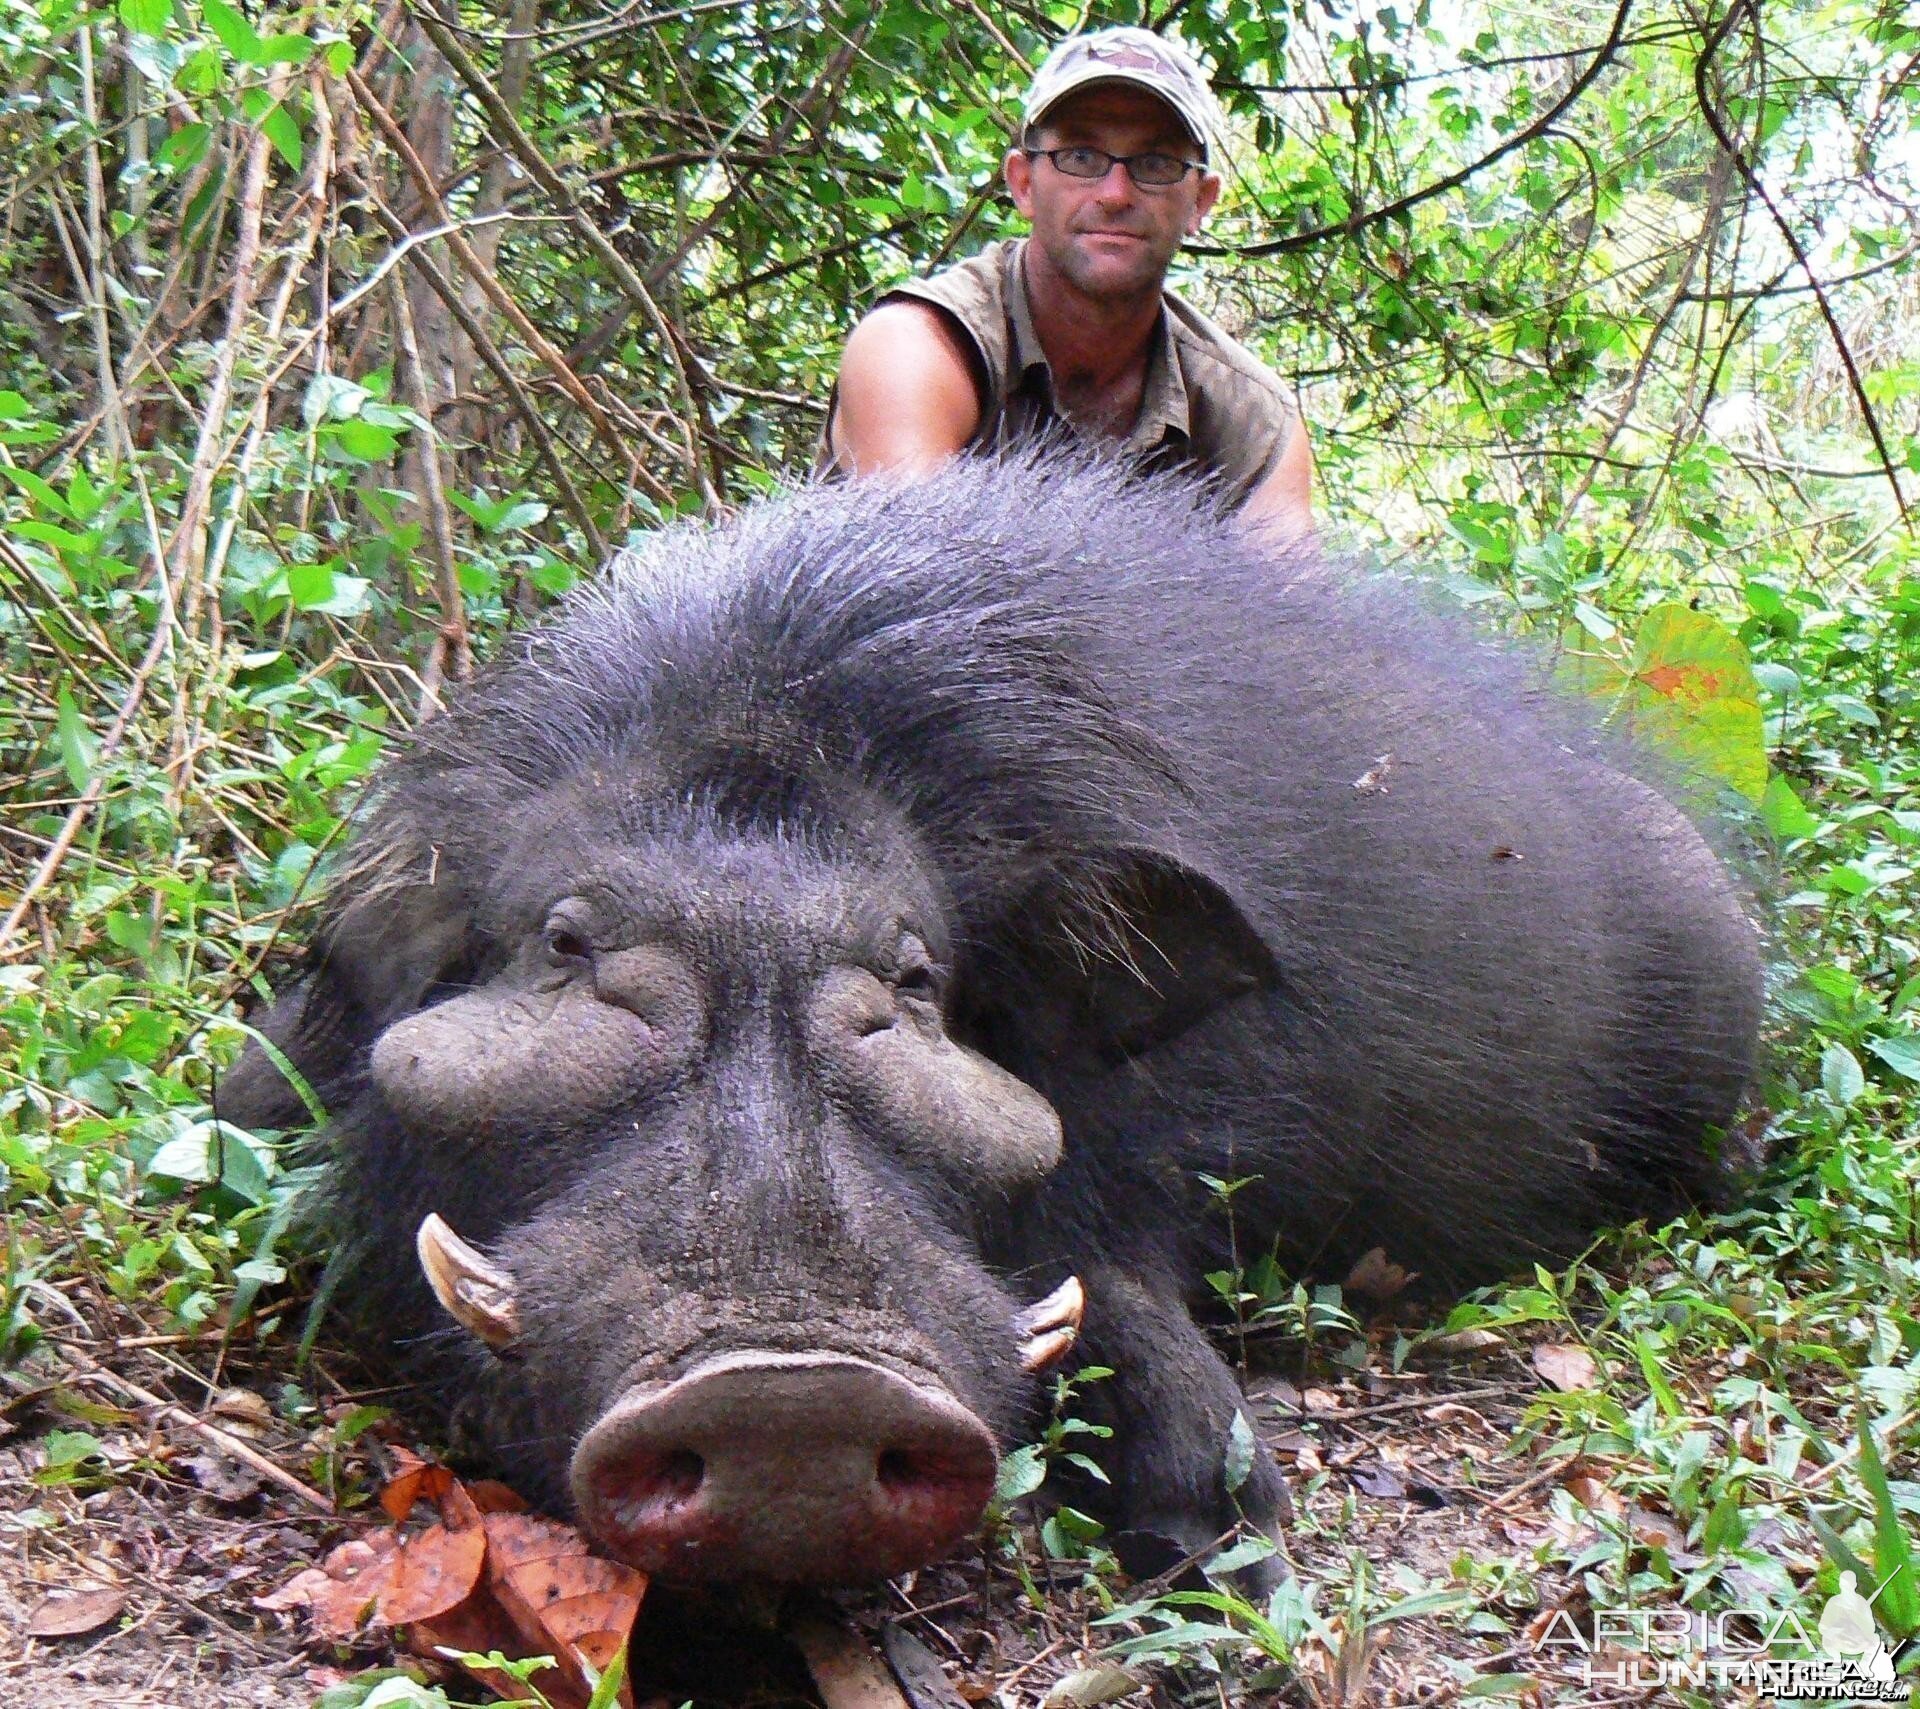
<box><xmin>1064</xmin><ymin>1263</ymin><xmax>1289</xmax><ymax>1589</ymax></box>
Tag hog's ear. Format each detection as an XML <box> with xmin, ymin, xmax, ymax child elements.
<box><xmin>214</xmin><ymin>883</ymin><xmax>471</xmax><ymax>1130</ymax></box>
<box><xmin>971</xmin><ymin>852</ymin><xmax>1280</xmax><ymax>1071</ymax></box>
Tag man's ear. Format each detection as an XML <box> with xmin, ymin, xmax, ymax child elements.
<box><xmin>960</xmin><ymin>849</ymin><xmax>1280</xmax><ymax>1075</ymax></box>
<box><xmin>1005</xmin><ymin>144</ymin><xmax>1036</xmax><ymax>218</ymax></box>
<box><xmin>1188</xmin><ymin>169</ymin><xmax>1222</xmax><ymax>234</ymax></box>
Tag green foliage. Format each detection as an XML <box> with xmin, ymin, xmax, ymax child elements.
<box><xmin>0</xmin><ymin>0</ymin><xmax>1916</xmax><ymax>1698</ymax></box>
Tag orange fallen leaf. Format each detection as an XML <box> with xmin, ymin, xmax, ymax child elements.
<box><xmin>267</xmin><ymin>1457</ymin><xmax>645</xmax><ymax>1709</ymax></box>
<box><xmin>381</xmin><ymin>1443</ymin><xmax>456</xmax><ymax>1522</ymax></box>
<box><xmin>413</xmin><ymin>1596</ymin><xmax>584</xmax><ymax>1709</ymax></box>
<box><xmin>464</xmin><ymin>1478</ymin><xmax>530</xmax><ymax>1514</ymax></box>
<box><xmin>379</xmin><ymin>1520</ymin><xmax>489</xmax><ymax>1625</ymax></box>
<box><xmin>261</xmin><ymin>1532</ymin><xmax>402</xmax><ymax>1639</ymax></box>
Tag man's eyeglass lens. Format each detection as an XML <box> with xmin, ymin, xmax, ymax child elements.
<box><xmin>1028</xmin><ymin>146</ymin><xmax>1198</xmax><ymax>187</ymax></box>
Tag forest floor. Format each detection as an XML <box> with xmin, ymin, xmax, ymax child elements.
<box><xmin>0</xmin><ymin>1241</ymin><xmax>1729</xmax><ymax>1709</ymax></box>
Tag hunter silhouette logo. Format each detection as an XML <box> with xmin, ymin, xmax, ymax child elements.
<box><xmin>1819</xmin><ymin>1568</ymin><xmax>1916</xmax><ymax>1684</ymax></box>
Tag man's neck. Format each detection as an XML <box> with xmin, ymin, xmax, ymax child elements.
<box><xmin>1018</xmin><ymin>241</ymin><xmax>1163</xmax><ymax>401</ymax></box>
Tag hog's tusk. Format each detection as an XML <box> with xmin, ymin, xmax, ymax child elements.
<box><xmin>416</xmin><ymin>1213</ymin><xmax>520</xmax><ymax>1350</ymax></box>
<box><xmin>1016</xmin><ymin>1274</ymin><xmax>1084</xmax><ymax>1338</ymax></box>
<box><xmin>1020</xmin><ymin>1326</ymin><xmax>1079</xmax><ymax>1373</ymax></box>
<box><xmin>1017</xmin><ymin>1275</ymin><xmax>1084</xmax><ymax>1372</ymax></box>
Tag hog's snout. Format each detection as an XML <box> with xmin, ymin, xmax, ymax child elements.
<box><xmin>571</xmin><ymin>1351</ymin><xmax>997</xmax><ymax>1584</ymax></box>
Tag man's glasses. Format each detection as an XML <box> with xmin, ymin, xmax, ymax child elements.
<box><xmin>1023</xmin><ymin>145</ymin><xmax>1203</xmax><ymax>188</ymax></box>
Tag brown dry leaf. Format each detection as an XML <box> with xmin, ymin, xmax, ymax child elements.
<box><xmin>413</xmin><ymin>1597</ymin><xmax>586</xmax><ymax>1709</ymax></box>
<box><xmin>378</xmin><ymin>1520</ymin><xmax>489</xmax><ymax>1625</ymax></box>
<box><xmin>208</xmin><ymin>1388</ymin><xmax>276</xmax><ymax>1436</ymax></box>
<box><xmin>25</xmin><ymin>1584</ymin><xmax>128</xmax><ymax>1638</ymax></box>
<box><xmin>464</xmin><ymin>1478</ymin><xmax>530</xmax><ymax>1514</ymax></box>
<box><xmin>1342</xmin><ymin>1247</ymin><xmax>1416</xmax><ymax>1300</ymax></box>
<box><xmin>1532</xmin><ymin>1343</ymin><xmax>1598</xmax><ymax>1391</ymax></box>
<box><xmin>380</xmin><ymin>1444</ymin><xmax>456</xmax><ymax>1522</ymax></box>
<box><xmin>261</xmin><ymin>1532</ymin><xmax>402</xmax><ymax>1639</ymax></box>
<box><xmin>1421</xmin><ymin>1401</ymin><xmax>1500</xmax><ymax>1432</ymax></box>
<box><xmin>482</xmin><ymin>1508</ymin><xmax>590</xmax><ymax>1578</ymax></box>
<box><xmin>1628</xmin><ymin>1503</ymin><xmax>1689</xmax><ymax>1553</ymax></box>
<box><xmin>1562</xmin><ymin>1474</ymin><xmax>1622</xmax><ymax>1517</ymax></box>
<box><xmin>1422</xmin><ymin>1327</ymin><xmax>1506</xmax><ymax>1356</ymax></box>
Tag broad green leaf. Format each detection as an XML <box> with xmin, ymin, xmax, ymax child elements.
<box><xmin>158</xmin><ymin>122</ymin><xmax>211</xmax><ymax>171</ymax></box>
<box><xmin>43</xmin><ymin>1430</ymin><xmax>105</xmax><ymax>1467</ymax></box>
<box><xmin>286</xmin><ymin>562</ymin><xmax>335</xmax><ymax>610</ymax></box>
<box><xmin>993</xmin><ymin>1442</ymin><xmax>1046</xmax><ymax>1503</ymax></box>
<box><xmin>0</xmin><ymin>391</ymin><xmax>29</xmax><ymax>420</ymax></box>
<box><xmin>1867</xmin><ymin>1036</ymin><xmax>1920</xmax><ymax>1084</ymax></box>
<box><xmin>1760</xmin><ymin>774</ymin><xmax>1819</xmax><ymax>840</ymax></box>
<box><xmin>1822</xmin><ymin>1045</ymin><xmax>1866</xmax><ymax>1106</ymax></box>
<box><xmin>327</xmin><ymin>417</ymin><xmax>400</xmax><ymax>461</ymax></box>
<box><xmin>201</xmin><ymin>0</ymin><xmax>261</xmax><ymax>62</ymax></box>
<box><xmin>1622</xmin><ymin>604</ymin><xmax>1767</xmax><ymax>800</ymax></box>
<box><xmin>119</xmin><ymin>0</ymin><xmax>172</xmax><ymax>32</ymax></box>
<box><xmin>239</xmin><ymin>88</ymin><xmax>303</xmax><ymax>170</ymax></box>
<box><xmin>257</xmin><ymin>31</ymin><xmax>313</xmax><ymax>64</ymax></box>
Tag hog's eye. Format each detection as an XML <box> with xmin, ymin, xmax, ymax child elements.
<box><xmin>894</xmin><ymin>943</ymin><xmax>945</xmax><ymax>1004</ymax></box>
<box><xmin>543</xmin><ymin>921</ymin><xmax>593</xmax><ymax>966</ymax></box>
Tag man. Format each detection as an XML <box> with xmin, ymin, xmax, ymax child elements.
<box><xmin>823</xmin><ymin>27</ymin><xmax>1312</xmax><ymax>530</ymax></box>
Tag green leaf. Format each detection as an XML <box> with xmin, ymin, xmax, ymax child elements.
<box><xmin>119</xmin><ymin>0</ymin><xmax>172</xmax><ymax>33</ymax></box>
<box><xmin>326</xmin><ymin>417</ymin><xmax>400</xmax><ymax>462</ymax></box>
<box><xmin>583</xmin><ymin>1643</ymin><xmax>628</xmax><ymax>1709</ymax></box>
<box><xmin>158</xmin><ymin>122</ymin><xmax>211</xmax><ymax>171</ymax></box>
<box><xmin>1866</xmin><ymin>1036</ymin><xmax>1920</xmax><ymax>1084</ymax></box>
<box><xmin>57</xmin><ymin>686</ymin><xmax>97</xmax><ymax>790</ymax></box>
<box><xmin>1858</xmin><ymin>1415</ymin><xmax>1920</xmax><ymax>1636</ymax></box>
<box><xmin>286</xmin><ymin>562</ymin><xmax>335</xmax><ymax>610</ymax></box>
<box><xmin>994</xmin><ymin>1443</ymin><xmax>1046</xmax><ymax>1503</ymax></box>
<box><xmin>201</xmin><ymin>0</ymin><xmax>262</xmax><ymax>62</ymax></box>
<box><xmin>1224</xmin><ymin>1408</ymin><xmax>1256</xmax><ymax>1494</ymax></box>
<box><xmin>1760</xmin><ymin>773</ymin><xmax>1819</xmax><ymax>840</ymax></box>
<box><xmin>146</xmin><ymin>1120</ymin><xmax>275</xmax><ymax>1204</ymax></box>
<box><xmin>257</xmin><ymin>31</ymin><xmax>313</xmax><ymax>65</ymax></box>
<box><xmin>1633</xmin><ymin>1334</ymin><xmax>1683</xmax><ymax>1418</ymax></box>
<box><xmin>0</xmin><ymin>391</ymin><xmax>29</xmax><ymax>420</ymax></box>
<box><xmin>1</xmin><ymin>463</ymin><xmax>73</xmax><ymax>517</ymax></box>
<box><xmin>1822</xmin><ymin>1045</ymin><xmax>1866</xmax><ymax>1106</ymax></box>
<box><xmin>1623</xmin><ymin>604</ymin><xmax>1767</xmax><ymax>800</ymax></box>
<box><xmin>239</xmin><ymin>89</ymin><xmax>303</xmax><ymax>170</ymax></box>
<box><xmin>43</xmin><ymin>1430</ymin><xmax>106</xmax><ymax>1467</ymax></box>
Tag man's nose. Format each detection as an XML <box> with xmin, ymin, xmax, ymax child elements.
<box><xmin>1089</xmin><ymin>160</ymin><xmax>1138</xmax><ymax>203</ymax></box>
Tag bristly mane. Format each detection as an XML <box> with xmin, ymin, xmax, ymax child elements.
<box><xmin>344</xmin><ymin>452</ymin><xmax>1271</xmax><ymax>932</ymax></box>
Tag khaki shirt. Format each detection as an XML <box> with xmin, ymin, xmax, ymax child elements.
<box><xmin>821</xmin><ymin>237</ymin><xmax>1300</xmax><ymax>508</ymax></box>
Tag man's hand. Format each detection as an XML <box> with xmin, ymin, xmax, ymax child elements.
<box><xmin>828</xmin><ymin>299</ymin><xmax>985</xmax><ymax>476</ymax></box>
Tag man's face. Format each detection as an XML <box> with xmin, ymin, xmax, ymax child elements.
<box><xmin>1004</xmin><ymin>83</ymin><xmax>1221</xmax><ymax>304</ymax></box>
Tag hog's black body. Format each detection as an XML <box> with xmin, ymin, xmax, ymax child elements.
<box><xmin>225</xmin><ymin>455</ymin><xmax>1762</xmax><ymax>1584</ymax></box>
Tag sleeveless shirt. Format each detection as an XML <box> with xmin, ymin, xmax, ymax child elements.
<box><xmin>820</xmin><ymin>238</ymin><xmax>1300</xmax><ymax>509</ymax></box>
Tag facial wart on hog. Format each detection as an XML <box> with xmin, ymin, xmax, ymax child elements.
<box><xmin>220</xmin><ymin>452</ymin><xmax>1764</xmax><ymax>1588</ymax></box>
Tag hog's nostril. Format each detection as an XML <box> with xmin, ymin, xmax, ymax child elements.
<box><xmin>875</xmin><ymin>1447</ymin><xmax>916</xmax><ymax>1488</ymax></box>
<box><xmin>655</xmin><ymin>1448</ymin><xmax>704</xmax><ymax>1501</ymax></box>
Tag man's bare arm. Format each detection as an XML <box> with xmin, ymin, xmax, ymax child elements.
<box><xmin>1240</xmin><ymin>417</ymin><xmax>1314</xmax><ymax>538</ymax></box>
<box><xmin>828</xmin><ymin>299</ymin><xmax>985</xmax><ymax>476</ymax></box>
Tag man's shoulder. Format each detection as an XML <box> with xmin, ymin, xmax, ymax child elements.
<box><xmin>1160</xmin><ymin>285</ymin><xmax>1293</xmax><ymax>406</ymax></box>
<box><xmin>881</xmin><ymin>239</ymin><xmax>1017</xmax><ymax>324</ymax></box>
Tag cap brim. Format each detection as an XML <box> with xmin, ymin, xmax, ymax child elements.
<box><xmin>1025</xmin><ymin>69</ymin><xmax>1210</xmax><ymax>151</ymax></box>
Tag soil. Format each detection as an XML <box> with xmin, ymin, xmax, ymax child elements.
<box><xmin>1</xmin><ymin>1276</ymin><xmax>1708</xmax><ymax>1709</ymax></box>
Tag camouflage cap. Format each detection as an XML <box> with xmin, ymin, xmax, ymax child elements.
<box><xmin>1021</xmin><ymin>28</ymin><xmax>1219</xmax><ymax>155</ymax></box>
